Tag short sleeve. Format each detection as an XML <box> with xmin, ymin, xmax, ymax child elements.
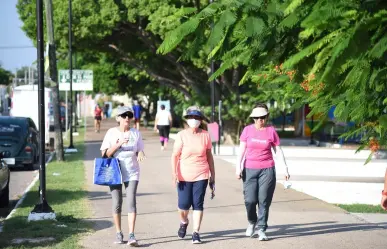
<box><xmin>240</xmin><ymin>126</ymin><xmax>248</xmax><ymax>142</ymax></box>
<box><xmin>100</xmin><ymin>129</ymin><xmax>112</xmax><ymax>151</ymax></box>
<box><xmin>271</xmin><ymin>127</ymin><xmax>280</xmax><ymax>146</ymax></box>
<box><xmin>173</xmin><ymin>132</ymin><xmax>183</xmax><ymax>155</ymax></box>
<box><xmin>137</xmin><ymin>131</ymin><xmax>145</xmax><ymax>151</ymax></box>
<box><xmin>206</xmin><ymin>133</ymin><xmax>212</xmax><ymax>150</ymax></box>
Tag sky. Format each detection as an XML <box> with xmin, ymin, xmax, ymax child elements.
<box><xmin>0</xmin><ymin>0</ymin><xmax>37</xmax><ymax>72</ymax></box>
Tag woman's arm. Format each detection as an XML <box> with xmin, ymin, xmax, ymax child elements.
<box><xmin>272</xmin><ymin>145</ymin><xmax>290</xmax><ymax>180</ymax></box>
<box><xmin>236</xmin><ymin>142</ymin><xmax>247</xmax><ymax>178</ymax></box>
<box><xmin>171</xmin><ymin>151</ymin><xmax>180</xmax><ymax>186</ymax></box>
<box><xmin>206</xmin><ymin>149</ymin><xmax>215</xmax><ymax>183</ymax></box>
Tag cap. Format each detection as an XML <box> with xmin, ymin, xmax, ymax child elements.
<box><xmin>116</xmin><ymin>106</ymin><xmax>133</xmax><ymax>116</ymax></box>
<box><xmin>249</xmin><ymin>107</ymin><xmax>269</xmax><ymax>118</ymax></box>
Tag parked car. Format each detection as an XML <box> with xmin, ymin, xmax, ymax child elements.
<box><xmin>0</xmin><ymin>151</ymin><xmax>11</xmax><ymax>208</ymax></box>
<box><xmin>0</xmin><ymin>117</ymin><xmax>39</xmax><ymax>170</ymax></box>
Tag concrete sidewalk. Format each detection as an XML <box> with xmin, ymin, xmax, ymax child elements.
<box><xmin>81</xmin><ymin>120</ymin><xmax>387</xmax><ymax>249</ymax></box>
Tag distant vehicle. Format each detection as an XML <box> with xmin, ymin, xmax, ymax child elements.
<box><xmin>0</xmin><ymin>117</ymin><xmax>39</xmax><ymax>170</ymax></box>
<box><xmin>10</xmin><ymin>85</ymin><xmax>52</xmax><ymax>146</ymax></box>
<box><xmin>0</xmin><ymin>151</ymin><xmax>11</xmax><ymax>208</ymax></box>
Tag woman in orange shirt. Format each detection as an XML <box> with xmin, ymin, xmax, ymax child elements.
<box><xmin>171</xmin><ymin>106</ymin><xmax>215</xmax><ymax>244</ymax></box>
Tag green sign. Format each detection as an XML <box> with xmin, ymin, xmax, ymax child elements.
<box><xmin>59</xmin><ymin>70</ymin><xmax>93</xmax><ymax>91</ymax></box>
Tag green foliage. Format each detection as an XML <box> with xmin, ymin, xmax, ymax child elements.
<box><xmin>0</xmin><ymin>65</ymin><xmax>13</xmax><ymax>85</ymax></box>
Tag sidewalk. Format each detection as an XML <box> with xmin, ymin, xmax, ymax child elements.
<box><xmin>80</xmin><ymin>120</ymin><xmax>387</xmax><ymax>249</ymax></box>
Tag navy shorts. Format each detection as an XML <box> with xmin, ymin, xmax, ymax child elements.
<box><xmin>177</xmin><ymin>179</ymin><xmax>208</xmax><ymax>211</ymax></box>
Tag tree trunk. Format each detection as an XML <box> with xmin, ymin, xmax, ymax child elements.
<box><xmin>45</xmin><ymin>0</ymin><xmax>64</xmax><ymax>161</ymax></box>
<box><xmin>282</xmin><ymin>111</ymin><xmax>286</xmax><ymax>132</ymax></box>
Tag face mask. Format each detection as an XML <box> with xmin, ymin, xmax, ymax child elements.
<box><xmin>187</xmin><ymin>119</ymin><xmax>201</xmax><ymax>128</ymax></box>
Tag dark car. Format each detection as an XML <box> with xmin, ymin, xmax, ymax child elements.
<box><xmin>0</xmin><ymin>151</ymin><xmax>11</xmax><ymax>208</ymax></box>
<box><xmin>0</xmin><ymin>117</ymin><xmax>39</xmax><ymax>170</ymax></box>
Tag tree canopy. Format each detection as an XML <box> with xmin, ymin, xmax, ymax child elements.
<box><xmin>159</xmin><ymin>0</ymin><xmax>387</xmax><ymax>153</ymax></box>
<box><xmin>0</xmin><ymin>65</ymin><xmax>12</xmax><ymax>85</ymax></box>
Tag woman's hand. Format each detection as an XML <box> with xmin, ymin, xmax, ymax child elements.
<box><xmin>285</xmin><ymin>167</ymin><xmax>290</xmax><ymax>181</ymax></box>
<box><xmin>172</xmin><ymin>174</ymin><xmax>179</xmax><ymax>187</ymax></box>
<box><xmin>137</xmin><ymin>151</ymin><xmax>146</xmax><ymax>162</ymax></box>
<box><xmin>117</xmin><ymin>138</ymin><xmax>129</xmax><ymax>146</ymax></box>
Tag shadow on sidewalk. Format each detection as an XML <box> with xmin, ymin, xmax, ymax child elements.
<box><xmin>87</xmin><ymin>191</ymin><xmax>160</xmax><ymax>201</ymax></box>
<box><xmin>269</xmin><ymin>221</ymin><xmax>386</xmax><ymax>239</ymax></box>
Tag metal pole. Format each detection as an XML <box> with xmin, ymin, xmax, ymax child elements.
<box><xmin>31</xmin><ymin>0</ymin><xmax>53</xmax><ymax>214</ymax></box>
<box><xmin>65</xmin><ymin>90</ymin><xmax>68</xmax><ymax>140</ymax></box>
<box><xmin>68</xmin><ymin>0</ymin><xmax>75</xmax><ymax>149</ymax></box>
<box><xmin>218</xmin><ymin>100</ymin><xmax>222</xmax><ymax>155</ymax></box>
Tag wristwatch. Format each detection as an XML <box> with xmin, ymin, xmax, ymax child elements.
<box><xmin>382</xmin><ymin>190</ymin><xmax>387</xmax><ymax>196</ymax></box>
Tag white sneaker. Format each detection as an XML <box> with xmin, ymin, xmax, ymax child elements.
<box><xmin>257</xmin><ymin>229</ymin><xmax>269</xmax><ymax>241</ymax></box>
<box><xmin>161</xmin><ymin>146</ymin><xmax>165</xmax><ymax>151</ymax></box>
<box><xmin>245</xmin><ymin>223</ymin><xmax>256</xmax><ymax>237</ymax></box>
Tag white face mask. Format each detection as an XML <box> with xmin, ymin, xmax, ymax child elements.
<box><xmin>187</xmin><ymin>119</ymin><xmax>201</xmax><ymax>128</ymax></box>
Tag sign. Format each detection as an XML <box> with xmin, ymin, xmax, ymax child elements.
<box><xmin>207</xmin><ymin>122</ymin><xmax>219</xmax><ymax>142</ymax></box>
<box><xmin>59</xmin><ymin>70</ymin><xmax>93</xmax><ymax>91</ymax></box>
<box><xmin>157</xmin><ymin>100</ymin><xmax>171</xmax><ymax>112</ymax></box>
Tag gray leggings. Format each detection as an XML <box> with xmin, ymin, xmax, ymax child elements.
<box><xmin>109</xmin><ymin>181</ymin><xmax>138</xmax><ymax>214</ymax></box>
<box><xmin>243</xmin><ymin>167</ymin><xmax>276</xmax><ymax>231</ymax></box>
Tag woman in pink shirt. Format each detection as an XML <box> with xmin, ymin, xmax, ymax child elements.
<box><xmin>171</xmin><ymin>106</ymin><xmax>215</xmax><ymax>244</ymax></box>
<box><xmin>236</xmin><ymin>103</ymin><xmax>290</xmax><ymax>241</ymax></box>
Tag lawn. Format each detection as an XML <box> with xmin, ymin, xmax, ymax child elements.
<box><xmin>337</xmin><ymin>204</ymin><xmax>387</xmax><ymax>214</ymax></box>
<box><xmin>0</xmin><ymin>128</ymin><xmax>91</xmax><ymax>249</ymax></box>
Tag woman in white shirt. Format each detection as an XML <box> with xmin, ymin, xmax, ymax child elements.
<box><xmin>100</xmin><ymin>106</ymin><xmax>146</xmax><ymax>246</ymax></box>
<box><xmin>154</xmin><ymin>104</ymin><xmax>172</xmax><ymax>150</ymax></box>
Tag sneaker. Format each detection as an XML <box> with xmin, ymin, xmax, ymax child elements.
<box><xmin>161</xmin><ymin>146</ymin><xmax>165</xmax><ymax>151</ymax></box>
<box><xmin>114</xmin><ymin>231</ymin><xmax>124</xmax><ymax>244</ymax></box>
<box><xmin>257</xmin><ymin>229</ymin><xmax>269</xmax><ymax>241</ymax></box>
<box><xmin>245</xmin><ymin>222</ymin><xmax>256</xmax><ymax>237</ymax></box>
<box><xmin>178</xmin><ymin>220</ymin><xmax>189</xmax><ymax>239</ymax></box>
<box><xmin>127</xmin><ymin>233</ymin><xmax>138</xmax><ymax>247</ymax></box>
<box><xmin>192</xmin><ymin>232</ymin><xmax>202</xmax><ymax>244</ymax></box>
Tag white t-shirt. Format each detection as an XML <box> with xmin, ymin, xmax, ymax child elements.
<box><xmin>100</xmin><ymin>127</ymin><xmax>144</xmax><ymax>182</ymax></box>
<box><xmin>156</xmin><ymin>110</ymin><xmax>171</xmax><ymax>126</ymax></box>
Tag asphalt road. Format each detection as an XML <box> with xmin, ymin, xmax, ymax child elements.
<box><xmin>0</xmin><ymin>153</ymin><xmax>51</xmax><ymax>219</ymax></box>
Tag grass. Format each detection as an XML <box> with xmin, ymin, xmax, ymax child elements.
<box><xmin>0</xmin><ymin>127</ymin><xmax>91</xmax><ymax>249</ymax></box>
<box><xmin>337</xmin><ymin>204</ymin><xmax>387</xmax><ymax>214</ymax></box>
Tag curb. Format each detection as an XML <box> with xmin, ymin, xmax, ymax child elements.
<box><xmin>0</xmin><ymin>152</ymin><xmax>55</xmax><ymax>232</ymax></box>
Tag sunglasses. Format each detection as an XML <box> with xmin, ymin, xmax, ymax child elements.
<box><xmin>120</xmin><ymin>112</ymin><xmax>133</xmax><ymax>119</ymax></box>
<box><xmin>186</xmin><ymin>115</ymin><xmax>202</xmax><ymax>120</ymax></box>
<box><xmin>253</xmin><ymin>115</ymin><xmax>267</xmax><ymax>120</ymax></box>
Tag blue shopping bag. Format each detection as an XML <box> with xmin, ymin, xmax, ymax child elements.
<box><xmin>93</xmin><ymin>158</ymin><xmax>123</xmax><ymax>186</ymax></box>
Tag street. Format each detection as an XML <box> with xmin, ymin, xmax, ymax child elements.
<box><xmin>0</xmin><ymin>153</ymin><xmax>51</xmax><ymax>219</ymax></box>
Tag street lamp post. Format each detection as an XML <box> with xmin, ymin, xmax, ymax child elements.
<box><xmin>209</xmin><ymin>0</ymin><xmax>216</xmax><ymax>154</ymax></box>
<box><xmin>29</xmin><ymin>0</ymin><xmax>55</xmax><ymax>220</ymax></box>
<box><xmin>68</xmin><ymin>0</ymin><xmax>75</xmax><ymax>149</ymax></box>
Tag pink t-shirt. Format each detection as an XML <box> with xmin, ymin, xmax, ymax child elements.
<box><xmin>173</xmin><ymin>129</ymin><xmax>212</xmax><ymax>182</ymax></box>
<box><xmin>240</xmin><ymin>125</ymin><xmax>280</xmax><ymax>169</ymax></box>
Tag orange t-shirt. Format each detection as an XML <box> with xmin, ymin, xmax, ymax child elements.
<box><xmin>173</xmin><ymin>129</ymin><xmax>212</xmax><ymax>182</ymax></box>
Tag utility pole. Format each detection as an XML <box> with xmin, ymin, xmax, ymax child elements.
<box><xmin>44</xmin><ymin>0</ymin><xmax>64</xmax><ymax>160</ymax></box>
<box><xmin>29</xmin><ymin>0</ymin><xmax>55</xmax><ymax>220</ymax></box>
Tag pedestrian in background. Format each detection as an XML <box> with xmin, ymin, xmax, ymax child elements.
<box><xmin>171</xmin><ymin>106</ymin><xmax>215</xmax><ymax>244</ymax></box>
<box><xmin>154</xmin><ymin>104</ymin><xmax>172</xmax><ymax>150</ymax></box>
<box><xmin>236</xmin><ymin>103</ymin><xmax>290</xmax><ymax>241</ymax></box>
<box><xmin>133</xmin><ymin>100</ymin><xmax>142</xmax><ymax>130</ymax></box>
<box><xmin>104</xmin><ymin>103</ymin><xmax>110</xmax><ymax>119</ymax></box>
<box><xmin>94</xmin><ymin>104</ymin><xmax>104</xmax><ymax>133</ymax></box>
<box><xmin>100</xmin><ymin>106</ymin><xmax>146</xmax><ymax>246</ymax></box>
<box><xmin>382</xmin><ymin>169</ymin><xmax>387</xmax><ymax>210</ymax></box>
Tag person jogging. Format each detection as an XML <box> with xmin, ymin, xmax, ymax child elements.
<box><xmin>94</xmin><ymin>104</ymin><xmax>104</xmax><ymax>133</ymax></box>
<box><xmin>154</xmin><ymin>104</ymin><xmax>172</xmax><ymax>150</ymax></box>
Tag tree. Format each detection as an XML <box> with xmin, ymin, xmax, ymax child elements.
<box><xmin>0</xmin><ymin>66</ymin><xmax>12</xmax><ymax>85</ymax></box>
<box><xmin>159</xmin><ymin>0</ymin><xmax>387</xmax><ymax>153</ymax></box>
